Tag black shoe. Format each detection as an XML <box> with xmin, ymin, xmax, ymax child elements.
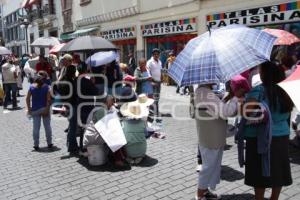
<box><xmin>204</xmin><ymin>190</ymin><xmax>221</xmax><ymax>200</ymax></box>
<box><xmin>33</xmin><ymin>146</ymin><xmax>40</xmax><ymax>151</ymax></box>
<box><xmin>48</xmin><ymin>144</ymin><xmax>54</xmax><ymax>148</ymax></box>
<box><xmin>12</xmin><ymin>106</ymin><xmax>20</xmax><ymax>110</ymax></box>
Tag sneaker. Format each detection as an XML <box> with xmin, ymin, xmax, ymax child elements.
<box><xmin>195</xmin><ymin>196</ymin><xmax>207</xmax><ymax>200</ymax></box>
<box><xmin>196</xmin><ymin>164</ymin><xmax>203</xmax><ymax>172</ymax></box>
<box><xmin>203</xmin><ymin>190</ymin><xmax>221</xmax><ymax>200</ymax></box>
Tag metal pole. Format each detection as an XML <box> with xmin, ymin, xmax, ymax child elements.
<box><xmin>25</xmin><ymin>26</ymin><xmax>28</xmax><ymax>54</ymax></box>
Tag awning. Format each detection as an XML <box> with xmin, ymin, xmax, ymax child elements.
<box><xmin>21</xmin><ymin>0</ymin><xmax>39</xmax><ymax>8</ymax></box>
<box><xmin>21</xmin><ymin>0</ymin><xmax>29</xmax><ymax>8</ymax></box>
<box><xmin>60</xmin><ymin>32</ymin><xmax>74</xmax><ymax>41</ymax></box>
<box><xmin>70</xmin><ymin>27</ymin><xmax>99</xmax><ymax>38</ymax></box>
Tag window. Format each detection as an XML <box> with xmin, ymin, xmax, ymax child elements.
<box><xmin>80</xmin><ymin>0</ymin><xmax>91</xmax><ymax>6</ymax></box>
<box><xmin>49</xmin><ymin>30</ymin><xmax>58</xmax><ymax>37</ymax></box>
<box><xmin>62</xmin><ymin>0</ymin><xmax>72</xmax><ymax>10</ymax></box>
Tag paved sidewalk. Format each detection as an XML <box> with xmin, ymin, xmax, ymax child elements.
<box><xmin>1</xmin><ymin>84</ymin><xmax>300</xmax><ymax>200</ymax></box>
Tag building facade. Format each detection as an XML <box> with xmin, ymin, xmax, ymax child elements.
<box><xmin>22</xmin><ymin>0</ymin><xmax>62</xmax><ymax>55</ymax></box>
<box><xmin>61</xmin><ymin>0</ymin><xmax>299</xmax><ymax>65</ymax></box>
<box><xmin>2</xmin><ymin>0</ymin><xmax>27</xmax><ymax>56</ymax></box>
<box><xmin>1</xmin><ymin>0</ymin><xmax>299</xmax><ymax>58</ymax></box>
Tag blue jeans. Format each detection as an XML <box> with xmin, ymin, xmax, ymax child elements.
<box><xmin>67</xmin><ymin>105</ymin><xmax>78</xmax><ymax>152</ymax></box>
<box><xmin>32</xmin><ymin>109</ymin><xmax>52</xmax><ymax>147</ymax></box>
<box><xmin>3</xmin><ymin>83</ymin><xmax>17</xmax><ymax>108</ymax></box>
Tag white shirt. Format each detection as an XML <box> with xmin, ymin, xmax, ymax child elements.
<box><xmin>147</xmin><ymin>57</ymin><xmax>162</xmax><ymax>82</ymax></box>
<box><xmin>1</xmin><ymin>63</ymin><xmax>17</xmax><ymax>84</ymax></box>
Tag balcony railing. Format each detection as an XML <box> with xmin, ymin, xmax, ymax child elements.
<box><xmin>42</xmin><ymin>4</ymin><xmax>56</xmax><ymax>16</ymax></box>
<box><xmin>28</xmin><ymin>9</ymin><xmax>42</xmax><ymax>21</ymax></box>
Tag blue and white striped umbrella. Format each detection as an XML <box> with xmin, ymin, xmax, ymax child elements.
<box><xmin>168</xmin><ymin>25</ymin><xmax>277</xmax><ymax>86</ymax></box>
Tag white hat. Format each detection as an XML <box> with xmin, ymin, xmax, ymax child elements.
<box><xmin>120</xmin><ymin>101</ymin><xmax>149</xmax><ymax>119</ymax></box>
<box><xmin>135</xmin><ymin>94</ymin><xmax>154</xmax><ymax>107</ymax></box>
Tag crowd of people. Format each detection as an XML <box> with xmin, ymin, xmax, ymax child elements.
<box><xmin>1</xmin><ymin>44</ymin><xmax>300</xmax><ymax>199</ymax></box>
<box><xmin>0</xmin><ymin>48</ymin><xmax>168</xmax><ymax>168</ymax></box>
<box><xmin>193</xmin><ymin>50</ymin><xmax>300</xmax><ymax>200</ymax></box>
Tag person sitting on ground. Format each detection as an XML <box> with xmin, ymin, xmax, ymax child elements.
<box><xmin>84</xmin><ymin>95</ymin><xmax>128</xmax><ymax>168</ymax></box>
<box><xmin>26</xmin><ymin>74</ymin><xmax>53</xmax><ymax>151</ymax></box>
<box><xmin>120</xmin><ymin>98</ymin><xmax>149</xmax><ymax>165</ymax></box>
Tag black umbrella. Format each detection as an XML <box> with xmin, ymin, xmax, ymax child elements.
<box><xmin>59</xmin><ymin>36</ymin><xmax>118</xmax><ymax>52</ymax></box>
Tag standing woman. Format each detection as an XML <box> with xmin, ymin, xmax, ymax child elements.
<box><xmin>134</xmin><ymin>58</ymin><xmax>153</xmax><ymax>97</ymax></box>
<box><xmin>243</xmin><ymin>61</ymin><xmax>293</xmax><ymax>200</ymax></box>
<box><xmin>195</xmin><ymin>83</ymin><xmax>239</xmax><ymax>200</ymax></box>
<box><xmin>26</xmin><ymin>75</ymin><xmax>53</xmax><ymax>150</ymax></box>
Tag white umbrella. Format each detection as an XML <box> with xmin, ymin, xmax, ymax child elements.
<box><xmin>31</xmin><ymin>37</ymin><xmax>60</xmax><ymax>47</ymax></box>
<box><xmin>0</xmin><ymin>46</ymin><xmax>12</xmax><ymax>55</ymax></box>
<box><xmin>278</xmin><ymin>66</ymin><xmax>300</xmax><ymax>111</ymax></box>
<box><xmin>85</xmin><ymin>51</ymin><xmax>118</xmax><ymax>67</ymax></box>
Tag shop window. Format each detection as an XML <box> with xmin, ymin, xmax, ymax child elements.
<box><xmin>112</xmin><ymin>39</ymin><xmax>136</xmax><ymax>63</ymax></box>
<box><xmin>145</xmin><ymin>34</ymin><xmax>197</xmax><ymax>65</ymax></box>
<box><xmin>49</xmin><ymin>30</ymin><xmax>58</xmax><ymax>37</ymax></box>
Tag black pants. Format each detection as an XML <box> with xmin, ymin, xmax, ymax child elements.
<box><xmin>3</xmin><ymin>83</ymin><xmax>17</xmax><ymax>108</ymax></box>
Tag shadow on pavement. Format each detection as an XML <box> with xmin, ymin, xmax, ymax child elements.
<box><xmin>7</xmin><ymin>106</ymin><xmax>24</xmax><ymax>111</ymax></box>
<box><xmin>137</xmin><ymin>155</ymin><xmax>158</xmax><ymax>167</ymax></box>
<box><xmin>76</xmin><ymin>157</ymin><xmax>132</xmax><ymax>172</ymax></box>
<box><xmin>76</xmin><ymin>155</ymin><xmax>158</xmax><ymax>172</ymax></box>
<box><xmin>32</xmin><ymin>146</ymin><xmax>61</xmax><ymax>153</ymax></box>
<box><xmin>160</xmin><ymin>113</ymin><xmax>173</xmax><ymax>118</ymax></box>
<box><xmin>221</xmin><ymin>165</ymin><xmax>244</xmax><ymax>182</ymax></box>
<box><xmin>221</xmin><ymin>193</ymin><xmax>256</xmax><ymax>200</ymax></box>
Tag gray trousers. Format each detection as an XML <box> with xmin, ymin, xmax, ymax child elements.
<box><xmin>32</xmin><ymin>108</ymin><xmax>52</xmax><ymax>147</ymax></box>
<box><xmin>198</xmin><ymin>145</ymin><xmax>223</xmax><ymax>190</ymax></box>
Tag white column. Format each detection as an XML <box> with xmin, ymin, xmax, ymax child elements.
<box><xmin>136</xmin><ymin>21</ymin><xmax>144</xmax><ymax>61</ymax></box>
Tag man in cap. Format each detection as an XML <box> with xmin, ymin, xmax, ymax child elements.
<box><xmin>147</xmin><ymin>48</ymin><xmax>162</xmax><ymax>119</ymax></box>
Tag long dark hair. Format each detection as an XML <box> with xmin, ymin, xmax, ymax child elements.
<box><xmin>260</xmin><ymin>61</ymin><xmax>294</xmax><ymax>113</ymax></box>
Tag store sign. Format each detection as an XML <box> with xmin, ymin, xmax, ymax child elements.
<box><xmin>142</xmin><ymin>18</ymin><xmax>197</xmax><ymax>37</ymax></box>
<box><xmin>207</xmin><ymin>1</ymin><xmax>300</xmax><ymax>28</ymax></box>
<box><xmin>101</xmin><ymin>27</ymin><xmax>136</xmax><ymax>41</ymax></box>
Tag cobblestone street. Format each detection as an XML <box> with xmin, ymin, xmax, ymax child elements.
<box><xmin>1</xmin><ymin>84</ymin><xmax>300</xmax><ymax>200</ymax></box>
